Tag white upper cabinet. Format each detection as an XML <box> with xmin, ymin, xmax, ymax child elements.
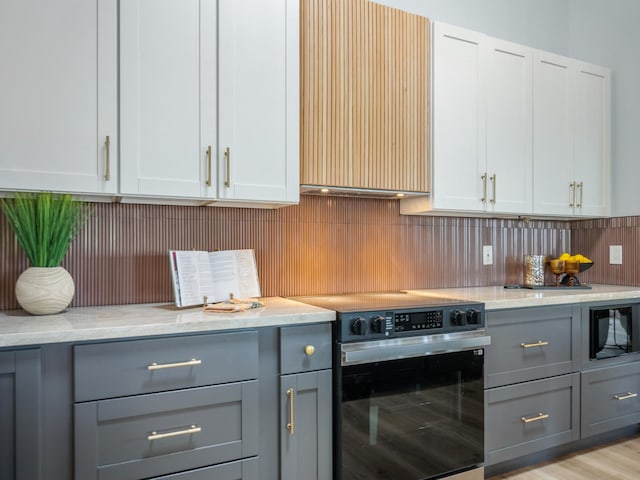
<box><xmin>572</xmin><ymin>61</ymin><xmax>611</xmax><ymax>217</ymax></box>
<box><xmin>403</xmin><ymin>20</ymin><xmax>610</xmax><ymax>219</ymax></box>
<box><xmin>533</xmin><ymin>53</ymin><xmax>610</xmax><ymax>217</ymax></box>
<box><xmin>0</xmin><ymin>0</ymin><xmax>117</xmax><ymax>195</ymax></box>
<box><xmin>119</xmin><ymin>0</ymin><xmax>216</xmax><ymax>199</ymax></box>
<box><xmin>427</xmin><ymin>22</ymin><xmax>486</xmax><ymax>213</ymax></box>
<box><xmin>403</xmin><ymin>22</ymin><xmax>532</xmax><ymax>216</ymax></box>
<box><xmin>217</xmin><ymin>0</ymin><xmax>299</xmax><ymax>205</ymax></box>
<box><xmin>485</xmin><ymin>37</ymin><xmax>533</xmax><ymax>215</ymax></box>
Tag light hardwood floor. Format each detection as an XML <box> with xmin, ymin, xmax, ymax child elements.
<box><xmin>487</xmin><ymin>435</ymin><xmax>640</xmax><ymax>479</ymax></box>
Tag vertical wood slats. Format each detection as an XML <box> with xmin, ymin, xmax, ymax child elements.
<box><xmin>0</xmin><ymin>197</ymin><xmax>576</xmax><ymax>310</ymax></box>
<box><xmin>300</xmin><ymin>0</ymin><xmax>429</xmax><ymax>192</ymax></box>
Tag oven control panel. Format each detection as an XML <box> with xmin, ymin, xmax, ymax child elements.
<box><xmin>339</xmin><ymin>303</ymin><xmax>485</xmax><ymax>342</ymax></box>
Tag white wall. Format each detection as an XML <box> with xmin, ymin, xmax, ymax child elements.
<box><xmin>376</xmin><ymin>0</ymin><xmax>640</xmax><ymax>217</ymax></box>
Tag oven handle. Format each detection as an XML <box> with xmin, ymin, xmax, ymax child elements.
<box><xmin>341</xmin><ymin>330</ymin><xmax>491</xmax><ymax>366</ymax></box>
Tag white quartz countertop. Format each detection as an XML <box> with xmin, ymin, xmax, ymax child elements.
<box><xmin>0</xmin><ymin>297</ymin><xmax>335</xmax><ymax>348</ymax></box>
<box><xmin>405</xmin><ymin>284</ymin><xmax>640</xmax><ymax>310</ymax></box>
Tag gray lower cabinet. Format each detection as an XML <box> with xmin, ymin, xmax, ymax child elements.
<box><xmin>581</xmin><ymin>361</ymin><xmax>640</xmax><ymax>438</ymax></box>
<box><xmin>279</xmin><ymin>323</ymin><xmax>333</xmax><ymax>480</ymax></box>
<box><xmin>0</xmin><ymin>348</ymin><xmax>42</xmax><ymax>480</ymax></box>
<box><xmin>485</xmin><ymin>373</ymin><xmax>580</xmax><ymax>465</ymax></box>
<box><xmin>74</xmin><ymin>331</ymin><xmax>260</xmax><ymax>480</ymax></box>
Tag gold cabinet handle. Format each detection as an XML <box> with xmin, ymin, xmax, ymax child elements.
<box><xmin>286</xmin><ymin>388</ymin><xmax>295</xmax><ymax>435</ymax></box>
<box><xmin>577</xmin><ymin>181</ymin><xmax>584</xmax><ymax>208</ymax></box>
<box><xmin>490</xmin><ymin>174</ymin><xmax>496</xmax><ymax>204</ymax></box>
<box><xmin>104</xmin><ymin>136</ymin><xmax>111</xmax><ymax>181</ymax></box>
<box><xmin>521</xmin><ymin>340</ymin><xmax>549</xmax><ymax>348</ymax></box>
<box><xmin>224</xmin><ymin>147</ymin><xmax>231</xmax><ymax>187</ymax></box>
<box><xmin>614</xmin><ymin>392</ymin><xmax>638</xmax><ymax>401</ymax></box>
<box><xmin>304</xmin><ymin>345</ymin><xmax>315</xmax><ymax>356</ymax></box>
<box><xmin>521</xmin><ymin>412</ymin><xmax>549</xmax><ymax>424</ymax></box>
<box><xmin>480</xmin><ymin>173</ymin><xmax>487</xmax><ymax>203</ymax></box>
<box><xmin>569</xmin><ymin>182</ymin><xmax>576</xmax><ymax>207</ymax></box>
<box><xmin>147</xmin><ymin>358</ymin><xmax>202</xmax><ymax>371</ymax></box>
<box><xmin>206</xmin><ymin>146</ymin><xmax>212</xmax><ymax>186</ymax></box>
<box><xmin>148</xmin><ymin>424</ymin><xmax>201</xmax><ymax>441</ymax></box>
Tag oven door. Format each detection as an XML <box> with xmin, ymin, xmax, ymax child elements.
<box><xmin>336</xmin><ymin>334</ymin><xmax>488</xmax><ymax>480</ymax></box>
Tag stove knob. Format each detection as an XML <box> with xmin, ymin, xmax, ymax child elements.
<box><xmin>451</xmin><ymin>310</ymin><xmax>465</xmax><ymax>326</ymax></box>
<box><xmin>370</xmin><ymin>316</ymin><xmax>385</xmax><ymax>334</ymax></box>
<box><xmin>466</xmin><ymin>309</ymin><xmax>482</xmax><ymax>325</ymax></box>
<box><xmin>351</xmin><ymin>317</ymin><xmax>368</xmax><ymax>335</ymax></box>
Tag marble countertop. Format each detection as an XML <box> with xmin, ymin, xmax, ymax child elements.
<box><xmin>405</xmin><ymin>284</ymin><xmax>640</xmax><ymax>310</ymax></box>
<box><xmin>0</xmin><ymin>297</ymin><xmax>335</xmax><ymax>348</ymax></box>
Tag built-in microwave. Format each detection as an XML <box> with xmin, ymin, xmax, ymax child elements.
<box><xmin>589</xmin><ymin>304</ymin><xmax>640</xmax><ymax>361</ymax></box>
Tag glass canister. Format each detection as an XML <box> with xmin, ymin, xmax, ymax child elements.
<box><xmin>523</xmin><ymin>255</ymin><xmax>546</xmax><ymax>286</ymax></box>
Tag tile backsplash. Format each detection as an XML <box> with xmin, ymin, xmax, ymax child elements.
<box><xmin>0</xmin><ymin>195</ymin><xmax>584</xmax><ymax>310</ymax></box>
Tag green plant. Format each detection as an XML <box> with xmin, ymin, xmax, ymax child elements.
<box><xmin>0</xmin><ymin>192</ymin><xmax>93</xmax><ymax>267</ymax></box>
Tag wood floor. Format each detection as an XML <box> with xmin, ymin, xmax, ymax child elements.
<box><xmin>487</xmin><ymin>435</ymin><xmax>640</xmax><ymax>479</ymax></box>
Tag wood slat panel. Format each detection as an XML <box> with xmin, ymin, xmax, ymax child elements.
<box><xmin>300</xmin><ymin>0</ymin><xmax>430</xmax><ymax>192</ymax></box>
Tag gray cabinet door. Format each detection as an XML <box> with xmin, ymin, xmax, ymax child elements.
<box><xmin>581</xmin><ymin>361</ymin><xmax>640</xmax><ymax>438</ymax></box>
<box><xmin>280</xmin><ymin>369</ymin><xmax>332</xmax><ymax>480</ymax></box>
<box><xmin>485</xmin><ymin>306</ymin><xmax>580</xmax><ymax>388</ymax></box>
<box><xmin>0</xmin><ymin>349</ymin><xmax>42</xmax><ymax>480</ymax></box>
<box><xmin>485</xmin><ymin>373</ymin><xmax>580</xmax><ymax>466</ymax></box>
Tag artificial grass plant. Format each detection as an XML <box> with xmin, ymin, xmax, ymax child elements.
<box><xmin>0</xmin><ymin>192</ymin><xmax>92</xmax><ymax>267</ymax></box>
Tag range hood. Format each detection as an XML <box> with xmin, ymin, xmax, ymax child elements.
<box><xmin>301</xmin><ymin>185</ymin><xmax>429</xmax><ymax>200</ymax></box>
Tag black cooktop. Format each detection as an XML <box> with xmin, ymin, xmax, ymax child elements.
<box><xmin>289</xmin><ymin>291</ymin><xmax>476</xmax><ymax>313</ymax></box>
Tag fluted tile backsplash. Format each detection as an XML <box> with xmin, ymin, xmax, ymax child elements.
<box><xmin>0</xmin><ymin>195</ymin><xmax>583</xmax><ymax>310</ymax></box>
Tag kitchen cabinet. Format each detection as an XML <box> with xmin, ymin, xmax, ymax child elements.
<box><xmin>217</xmin><ymin>0</ymin><xmax>299</xmax><ymax>205</ymax></box>
<box><xmin>581</xmin><ymin>361</ymin><xmax>640</xmax><ymax>438</ymax></box>
<box><xmin>401</xmin><ymin>22</ymin><xmax>532</xmax><ymax>216</ymax></box>
<box><xmin>484</xmin><ymin>306</ymin><xmax>581</xmax><ymax>466</ymax></box>
<box><xmin>119</xmin><ymin>0</ymin><xmax>217</xmax><ymax>199</ymax></box>
<box><xmin>0</xmin><ymin>0</ymin><xmax>117</xmax><ymax>195</ymax></box>
<box><xmin>532</xmin><ymin>53</ymin><xmax>611</xmax><ymax>217</ymax></box>
<box><xmin>278</xmin><ymin>324</ymin><xmax>332</xmax><ymax>480</ymax></box>
<box><xmin>120</xmin><ymin>0</ymin><xmax>298</xmax><ymax>205</ymax></box>
<box><xmin>74</xmin><ymin>331</ymin><xmax>260</xmax><ymax>479</ymax></box>
<box><xmin>300</xmin><ymin>0</ymin><xmax>430</xmax><ymax>195</ymax></box>
<box><xmin>0</xmin><ymin>349</ymin><xmax>42</xmax><ymax>480</ymax></box>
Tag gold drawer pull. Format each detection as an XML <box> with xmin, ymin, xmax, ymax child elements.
<box><xmin>148</xmin><ymin>424</ymin><xmax>201</xmax><ymax>441</ymax></box>
<box><xmin>521</xmin><ymin>412</ymin><xmax>549</xmax><ymax>424</ymax></box>
<box><xmin>304</xmin><ymin>345</ymin><xmax>315</xmax><ymax>356</ymax></box>
<box><xmin>286</xmin><ymin>388</ymin><xmax>295</xmax><ymax>435</ymax></box>
<box><xmin>521</xmin><ymin>341</ymin><xmax>549</xmax><ymax>348</ymax></box>
<box><xmin>104</xmin><ymin>135</ymin><xmax>111</xmax><ymax>181</ymax></box>
<box><xmin>614</xmin><ymin>392</ymin><xmax>638</xmax><ymax>401</ymax></box>
<box><xmin>205</xmin><ymin>145</ymin><xmax>212</xmax><ymax>186</ymax></box>
<box><xmin>147</xmin><ymin>358</ymin><xmax>202</xmax><ymax>371</ymax></box>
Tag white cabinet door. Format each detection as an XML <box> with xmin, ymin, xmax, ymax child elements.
<box><xmin>217</xmin><ymin>0</ymin><xmax>299</xmax><ymax>204</ymax></box>
<box><xmin>0</xmin><ymin>0</ymin><xmax>117</xmax><ymax>194</ymax></box>
<box><xmin>573</xmin><ymin>61</ymin><xmax>610</xmax><ymax>217</ymax></box>
<box><xmin>430</xmin><ymin>22</ymin><xmax>486</xmax><ymax>212</ymax></box>
<box><xmin>119</xmin><ymin>0</ymin><xmax>216</xmax><ymax>199</ymax></box>
<box><xmin>532</xmin><ymin>51</ymin><xmax>574</xmax><ymax>216</ymax></box>
<box><xmin>485</xmin><ymin>38</ymin><xmax>533</xmax><ymax>215</ymax></box>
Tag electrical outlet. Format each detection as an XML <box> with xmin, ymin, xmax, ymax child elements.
<box><xmin>483</xmin><ymin>245</ymin><xmax>493</xmax><ymax>265</ymax></box>
<box><xmin>610</xmin><ymin>245</ymin><xmax>623</xmax><ymax>265</ymax></box>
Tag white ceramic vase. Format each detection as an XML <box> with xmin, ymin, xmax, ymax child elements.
<box><xmin>15</xmin><ymin>266</ymin><xmax>75</xmax><ymax>315</ymax></box>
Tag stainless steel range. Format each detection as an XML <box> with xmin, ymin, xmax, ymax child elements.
<box><xmin>290</xmin><ymin>292</ymin><xmax>490</xmax><ymax>480</ymax></box>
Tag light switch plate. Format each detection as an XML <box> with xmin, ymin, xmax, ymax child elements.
<box><xmin>483</xmin><ymin>245</ymin><xmax>493</xmax><ymax>265</ymax></box>
<box><xmin>610</xmin><ymin>245</ymin><xmax>623</xmax><ymax>265</ymax></box>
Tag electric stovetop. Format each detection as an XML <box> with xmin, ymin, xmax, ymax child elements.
<box><xmin>289</xmin><ymin>291</ymin><xmax>479</xmax><ymax>313</ymax></box>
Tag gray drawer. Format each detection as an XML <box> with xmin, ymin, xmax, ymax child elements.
<box><xmin>74</xmin><ymin>331</ymin><xmax>258</xmax><ymax>401</ymax></box>
<box><xmin>152</xmin><ymin>457</ymin><xmax>258</xmax><ymax>479</ymax></box>
<box><xmin>581</xmin><ymin>361</ymin><xmax>640</xmax><ymax>438</ymax></box>
<box><xmin>485</xmin><ymin>373</ymin><xmax>580</xmax><ymax>466</ymax></box>
<box><xmin>75</xmin><ymin>381</ymin><xmax>259</xmax><ymax>480</ymax></box>
<box><xmin>486</xmin><ymin>306</ymin><xmax>579</xmax><ymax>388</ymax></box>
<box><xmin>280</xmin><ymin>323</ymin><xmax>331</xmax><ymax>374</ymax></box>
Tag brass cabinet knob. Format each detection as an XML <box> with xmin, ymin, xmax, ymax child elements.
<box><xmin>304</xmin><ymin>345</ymin><xmax>315</xmax><ymax>356</ymax></box>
